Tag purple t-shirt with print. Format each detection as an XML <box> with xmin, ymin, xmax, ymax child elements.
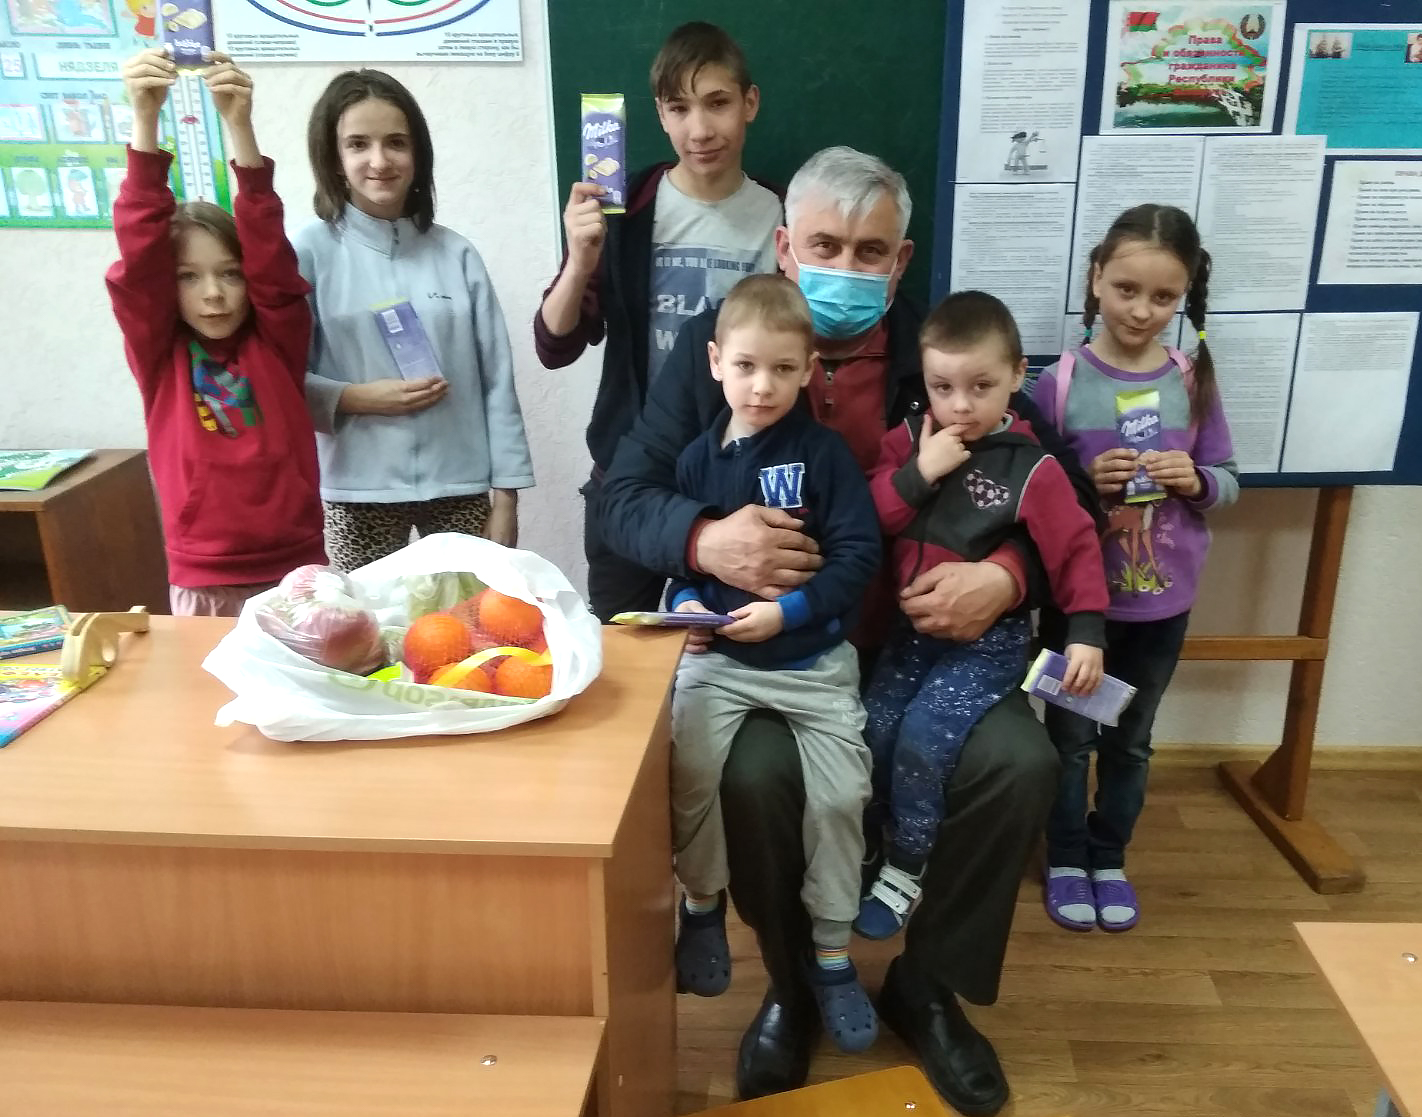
<box><xmin>1033</xmin><ymin>346</ymin><xmax>1238</xmax><ymax>623</ymax></box>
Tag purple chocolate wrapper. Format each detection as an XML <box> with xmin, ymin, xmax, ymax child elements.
<box><xmin>163</xmin><ymin>0</ymin><xmax>215</xmax><ymax>70</ymax></box>
<box><xmin>581</xmin><ymin>93</ymin><xmax>626</xmax><ymax>214</ymax></box>
<box><xmin>1117</xmin><ymin>389</ymin><xmax>1166</xmax><ymax>503</ymax></box>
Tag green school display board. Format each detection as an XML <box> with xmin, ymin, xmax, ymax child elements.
<box><xmin>546</xmin><ymin>0</ymin><xmax>946</xmax><ymax>305</ymax></box>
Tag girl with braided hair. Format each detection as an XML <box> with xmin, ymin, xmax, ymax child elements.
<box><xmin>1031</xmin><ymin>203</ymin><xmax>1238</xmax><ymax>933</ymax></box>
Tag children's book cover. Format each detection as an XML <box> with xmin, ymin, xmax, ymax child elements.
<box><xmin>0</xmin><ymin>664</ymin><xmax>102</xmax><ymax>746</ymax></box>
<box><xmin>0</xmin><ymin>606</ymin><xmax>71</xmax><ymax>660</ymax></box>
<box><xmin>0</xmin><ymin>449</ymin><xmax>91</xmax><ymax>491</ymax></box>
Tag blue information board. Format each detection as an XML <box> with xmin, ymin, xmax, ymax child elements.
<box><xmin>933</xmin><ymin>1</ymin><xmax>1422</xmax><ymax>486</ymax></box>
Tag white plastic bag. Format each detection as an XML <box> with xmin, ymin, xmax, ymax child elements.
<box><xmin>203</xmin><ymin>534</ymin><xmax>603</xmax><ymax>741</ymax></box>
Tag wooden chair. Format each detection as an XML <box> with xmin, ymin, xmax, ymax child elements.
<box><xmin>688</xmin><ymin>1065</ymin><xmax>950</xmax><ymax>1115</ymax></box>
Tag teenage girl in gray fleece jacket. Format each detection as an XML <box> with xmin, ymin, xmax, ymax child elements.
<box><xmin>295</xmin><ymin>68</ymin><xmax>533</xmax><ymax>570</ymax></box>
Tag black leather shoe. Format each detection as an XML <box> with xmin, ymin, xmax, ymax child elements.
<box><xmin>735</xmin><ymin>986</ymin><xmax>818</xmax><ymax>1100</ymax></box>
<box><xmin>877</xmin><ymin>956</ymin><xmax>1009</xmax><ymax>1116</ymax></box>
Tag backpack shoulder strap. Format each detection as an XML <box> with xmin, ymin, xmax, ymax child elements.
<box><xmin>1167</xmin><ymin>346</ymin><xmax>1200</xmax><ymax>442</ymax></box>
<box><xmin>1053</xmin><ymin>350</ymin><xmax>1076</xmax><ymax>432</ymax></box>
<box><xmin>1166</xmin><ymin>346</ymin><xmax>1195</xmax><ymax>394</ymax></box>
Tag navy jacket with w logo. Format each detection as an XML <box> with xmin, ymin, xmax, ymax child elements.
<box><xmin>666</xmin><ymin>406</ymin><xmax>880</xmax><ymax>669</ymax></box>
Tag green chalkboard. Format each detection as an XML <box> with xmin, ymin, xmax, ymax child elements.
<box><xmin>547</xmin><ymin>1</ymin><xmax>946</xmax><ymax>303</ymax></box>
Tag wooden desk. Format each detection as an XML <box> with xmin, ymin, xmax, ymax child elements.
<box><xmin>0</xmin><ymin>1001</ymin><xmax>604</xmax><ymax>1117</ymax></box>
<box><xmin>0</xmin><ymin>618</ymin><xmax>684</xmax><ymax>1117</ymax></box>
<box><xmin>1296</xmin><ymin>922</ymin><xmax>1422</xmax><ymax>1117</ymax></box>
<box><xmin>0</xmin><ymin>449</ymin><xmax>168</xmax><ymax>613</ymax></box>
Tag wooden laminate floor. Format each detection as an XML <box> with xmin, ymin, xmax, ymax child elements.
<box><xmin>675</xmin><ymin>763</ymin><xmax>1422</xmax><ymax>1116</ymax></box>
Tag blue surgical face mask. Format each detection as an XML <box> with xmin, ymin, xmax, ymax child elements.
<box><xmin>791</xmin><ymin>250</ymin><xmax>893</xmax><ymax>341</ymax></box>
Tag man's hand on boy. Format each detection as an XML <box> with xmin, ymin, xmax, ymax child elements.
<box><xmin>1061</xmin><ymin>643</ymin><xmax>1103</xmax><ymax>696</ymax></box>
<box><xmin>915</xmin><ymin>413</ymin><xmax>970</xmax><ymax>484</ymax></box>
<box><xmin>1090</xmin><ymin>448</ymin><xmax>1137</xmax><ymax>495</ymax></box>
<box><xmin>693</xmin><ymin>505</ymin><xmax>822</xmax><ymax>599</ymax></box>
<box><xmin>901</xmin><ymin>562</ymin><xmax>1015</xmax><ymax>643</ymax></box>
<box><xmin>203</xmin><ymin>53</ymin><xmax>254</xmax><ymax>128</ymax></box>
<box><xmin>122</xmin><ymin>48</ymin><xmax>176</xmax><ymax>120</ymax></box>
<box><xmin>1142</xmin><ymin>450</ymin><xmax>1202</xmax><ymax>498</ymax></box>
<box><xmin>564</xmin><ymin>182</ymin><xmax>607</xmax><ymax>277</ymax></box>
<box><xmin>673</xmin><ymin>599</ymin><xmax>715</xmax><ymax>654</ymax></box>
<box><xmin>719</xmin><ymin>601</ymin><xmax>783</xmax><ymax>644</ymax></box>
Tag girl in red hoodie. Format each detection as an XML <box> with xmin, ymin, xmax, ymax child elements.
<box><xmin>106</xmin><ymin>49</ymin><xmax>326</xmax><ymax>616</ymax></box>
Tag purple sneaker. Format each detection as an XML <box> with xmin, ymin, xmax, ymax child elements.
<box><xmin>1091</xmin><ymin>870</ymin><xmax>1139</xmax><ymax>932</ymax></box>
<box><xmin>1044</xmin><ymin>867</ymin><xmax>1096</xmax><ymax>932</ymax></box>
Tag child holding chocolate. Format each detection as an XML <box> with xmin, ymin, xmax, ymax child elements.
<box><xmin>1033</xmin><ymin>203</ymin><xmax>1238</xmax><ymax>933</ymax></box>
<box><xmin>106</xmin><ymin>48</ymin><xmax>327</xmax><ymax>615</ymax></box>
<box><xmin>296</xmin><ymin>69</ymin><xmax>533</xmax><ymax>570</ymax></box>
<box><xmin>854</xmin><ymin>291</ymin><xmax>1108</xmax><ymax>941</ymax></box>
<box><xmin>533</xmin><ymin>21</ymin><xmax>781</xmax><ymax>621</ymax></box>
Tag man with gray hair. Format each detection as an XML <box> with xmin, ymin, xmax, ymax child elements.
<box><xmin>599</xmin><ymin>146</ymin><xmax>1097</xmax><ymax>1114</ymax></box>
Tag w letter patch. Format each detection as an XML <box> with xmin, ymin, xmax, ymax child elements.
<box><xmin>759</xmin><ymin>462</ymin><xmax>806</xmax><ymax>510</ymax></box>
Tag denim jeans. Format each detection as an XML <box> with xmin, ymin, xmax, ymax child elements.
<box><xmin>1044</xmin><ymin>611</ymin><xmax>1190</xmax><ymax>871</ymax></box>
<box><xmin>863</xmin><ymin>616</ymin><xmax>1031</xmax><ymax>860</ymax></box>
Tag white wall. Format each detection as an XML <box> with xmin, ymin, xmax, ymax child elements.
<box><xmin>2</xmin><ymin>0</ymin><xmax>1418</xmax><ymax>747</ymax></box>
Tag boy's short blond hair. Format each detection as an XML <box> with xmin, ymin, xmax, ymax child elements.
<box><xmin>650</xmin><ymin>21</ymin><xmax>752</xmax><ymax>102</ymax></box>
<box><xmin>714</xmin><ymin>274</ymin><xmax>814</xmax><ymax>349</ymax></box>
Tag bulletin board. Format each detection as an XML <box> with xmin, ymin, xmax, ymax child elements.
<box><xmin>933</xmin><ymin>0</ymin><xmax>1422</xmax><ymax>486</ymax></box>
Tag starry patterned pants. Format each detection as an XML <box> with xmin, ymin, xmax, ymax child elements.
<box><xmin>863</xmin><ymin>615</ymin><xmax>1031</xmax><ymax>860</ymax></box>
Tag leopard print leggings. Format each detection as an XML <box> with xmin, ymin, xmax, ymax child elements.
<box><xmin>323</xmin><ymin>494</ymin><xmax>492</xmax><ymax>572</ymax></box>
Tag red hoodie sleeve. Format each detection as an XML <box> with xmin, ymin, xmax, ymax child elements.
<box><xmin>1020</xmin><ymin>454</ymin><xmax>1109</xmax><ymax>648</ymax></box>
<box><xmin>105</xmin><ymin>146</ymin><xmax>180</xmax><ymax>394</ymax></box>
<box><xmin>233</xmin><ymin>158</ymin><xmax>311</xmax><ymax>384</ymax></box>
<box><xmin>532</xmin><ymin>252</ymin><xmax>606</xmax><ymax>369</ymax></box>
<box><xmin>869</xmin><ymin>423</ymin><xmax>921</xmax><ymax>534</ymax></box>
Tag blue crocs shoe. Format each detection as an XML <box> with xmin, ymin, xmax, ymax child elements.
<box><xmin>675</xmin><ymin>893</ymin><xmax>731</xmax><ymax>996</ymax></box>
<box><xmin>807</xmin><ymin>960</ymin><xmax>879</xmax><ymax>1054</ymax></box>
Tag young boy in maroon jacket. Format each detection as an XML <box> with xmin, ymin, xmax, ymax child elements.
<box><xmin>855</xmin><ymin>291</ymin><xmax>1107</xmax><ymax>939</ymax></box>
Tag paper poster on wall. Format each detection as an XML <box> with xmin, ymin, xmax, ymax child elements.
<box><xmin>1202</xmin><ymin>312</ymin><xmax>1298</xmax><ymax>473</ymax></box>
<box><xmin>1317</xmin><ymin>161</ymin><xmax>1422</xmax><ymax>287</ymax></box>
<box><xmin>1100</xmin><ymin>1</ymin><xmax>1286</xmax><ymax>134</ymax></box>
<box><xmin>1196</xmin><ymin>135</ymin><xmax>1324</xmax><ymax>311</ymax></box>
<box><xmin>1281</xmin><ymin>312</ymin><xmax>1418</xmax><ymax>473</ymax></box>
<box><xmin>1283</xmin><ymin>24</ymin><xmax>1422</xmax><ymax>154</ymax></box>
<box><xmin>1068</xmin><ymin>135</ymin><xmax>1205</xmax><ymax>312</ymax></box>
<box><xmin>215</xmin><ymin>0</ymin><xmax>522</xmax><ymax>62</ymax></box>
<box><xmin>0</xmin><ymin>0</ymin><xmax>227</xmax><ymax>229</ymax></box>
<box><xmin>954</xmin><ymin>0</ymin><xmax>1090</xmax><ymax>184</ymax></box>
<box><xmin>950</xmin><ymin>182</ymin><xmax>1075</xmax><ymax>354</ymax></box>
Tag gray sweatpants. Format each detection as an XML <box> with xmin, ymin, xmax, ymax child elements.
<box><xmin>671</xmin><ymin>642</ymin><xmax>871</xmax><ymax>949</ymax></box>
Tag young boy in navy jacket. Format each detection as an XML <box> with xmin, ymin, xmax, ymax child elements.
<box><xmin>666</xmin><ymin>275</ymin><xmax>881</xmax><ymax>1055</ymax></box>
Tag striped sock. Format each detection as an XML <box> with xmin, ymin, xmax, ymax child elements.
<box><xmin>684</xmin><ymin>892</ymin><xmax>720</xmax><ymax>915</ymax></box>
<box><xmin>814</xmin><ymin>945</ymin><xmax>851</xmax><ymax>971</ymax></box>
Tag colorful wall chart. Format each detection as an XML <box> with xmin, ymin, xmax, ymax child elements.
<box><xmin>0</xmin><ymin>0</ymin><xmax>227</xmax><ymax>229</ymax></box>
<box><xmin>1101</xmin><ymin>2</ymin><xmax>1287</xmax><ymax>133</ymax></box>
<box><xmin>214</xmin><ymin>0</ymin><xmax>522</xmax><ymax>62</ymax></box>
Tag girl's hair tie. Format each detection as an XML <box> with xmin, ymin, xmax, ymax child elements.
<box><xmin>1197</xmin><ymin>329</ymin><xmax>1207</xmax><ymax>341</ymax></box>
